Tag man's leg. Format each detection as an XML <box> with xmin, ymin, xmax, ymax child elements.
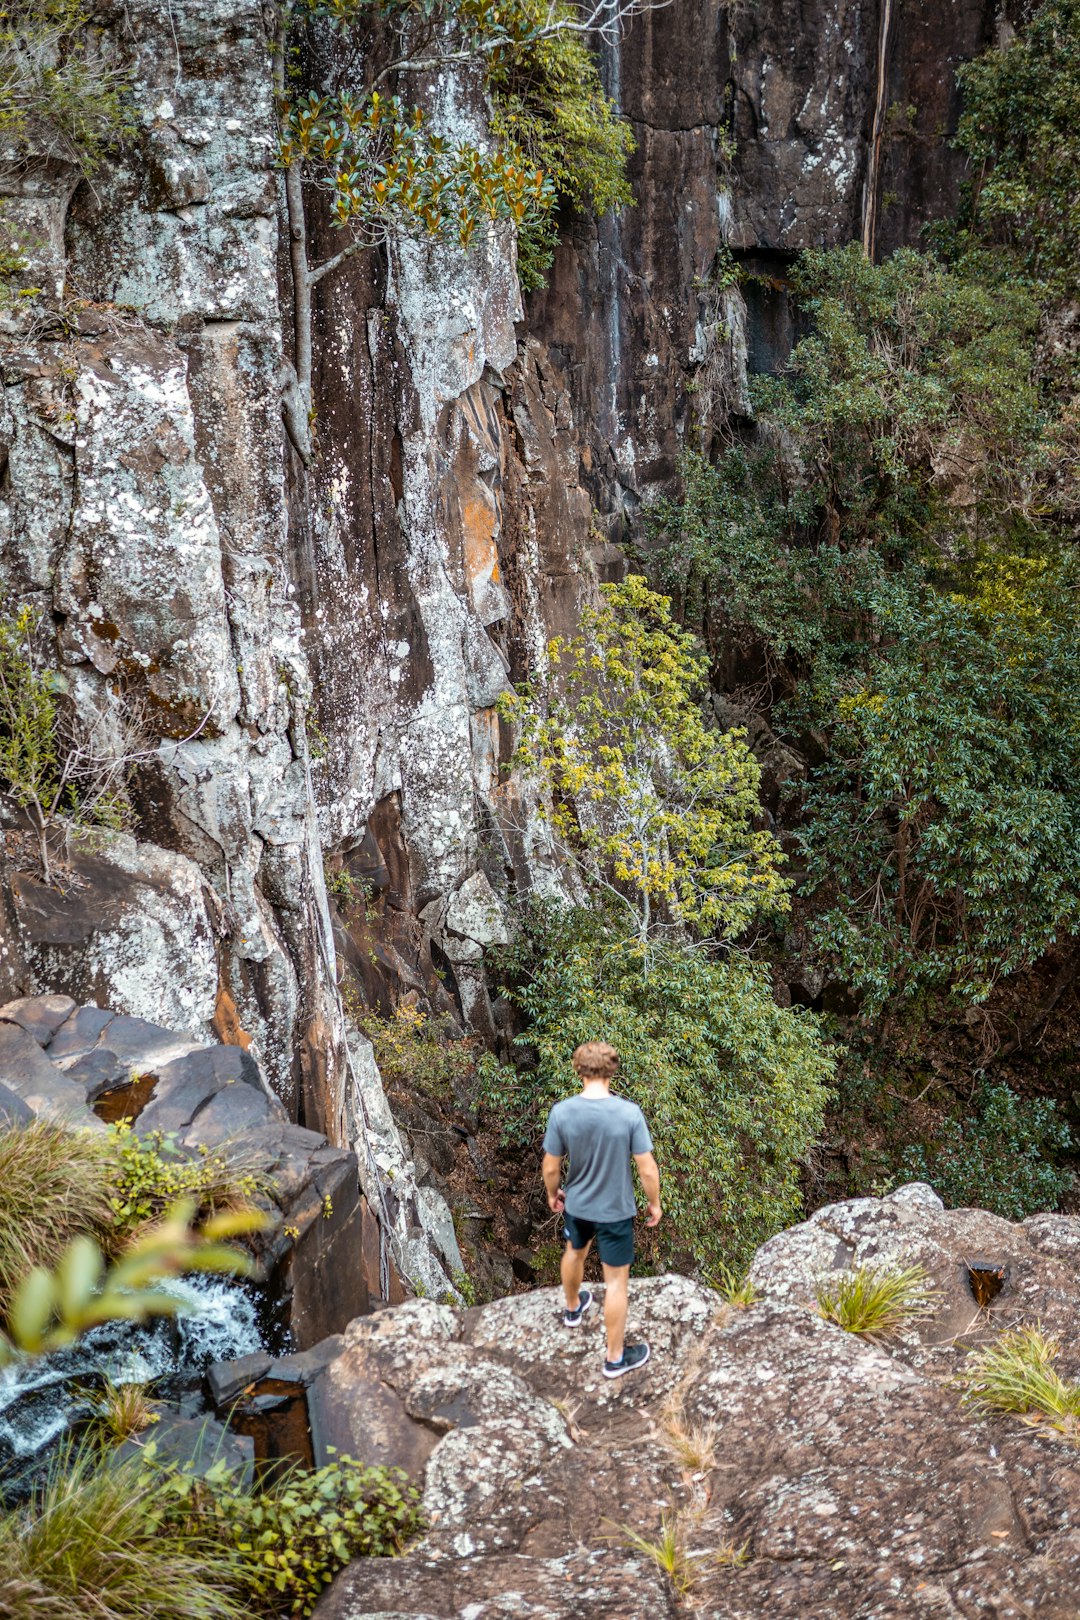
<box><xmin>561</xmin><ymin>1240</ymin><xmax>591</xmax><ymax>1310</ymax></box>
<box><xmin>601</xmin><ymin>1262</ymin><xmax>630</xmax><ymax>1362</ymax></box>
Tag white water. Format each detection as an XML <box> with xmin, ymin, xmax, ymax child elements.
<box><xmin>0</xmin><ymin>1277</ymin><xmax>262</xmax><ymax>1464</ymax></box>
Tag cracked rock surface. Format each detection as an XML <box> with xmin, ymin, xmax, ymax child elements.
<box><xmin>313</xmin><ymin>1188</ymin><xmax>1080</xmax><ymax>1619</ymax></box>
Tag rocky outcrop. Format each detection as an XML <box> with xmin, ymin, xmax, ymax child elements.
<box><xmin>306</xmin><ymin>1186</ymin><xmax>1080</xmax><ymax>1619</ymax></box>
<box><xmin>0</xmin><ymin>990</ymin><xmax>378</xmax><ymax>1340</ymax></box>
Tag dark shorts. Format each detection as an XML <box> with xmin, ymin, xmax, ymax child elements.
<box><xmin>562</xmin><ymin>1212</ymin><xmax>635</xmax><ymax>1268</ymax></box>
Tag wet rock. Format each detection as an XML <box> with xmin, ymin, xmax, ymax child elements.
<box><xmin>116</xmin><ymin>1413</ymin><xmax>254</xmax><ymax>1484</ymax></box>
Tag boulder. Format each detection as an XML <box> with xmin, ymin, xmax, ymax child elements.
<box><xmin>312</xmin><ymin>1194</ymin><xmax>1080</xmax><ymax>1620</ymax></box>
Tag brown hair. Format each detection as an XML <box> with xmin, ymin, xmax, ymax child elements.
<box><xmin>571</xmin><ymin>1041</ymin><xmax>619</xmax><ymax>1080</ymax></box>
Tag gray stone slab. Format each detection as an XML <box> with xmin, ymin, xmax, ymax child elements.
<box><xmin>177</xmin><ymin>1080</ymin><xmax>275</xmax><ymax>1142</ymax></box>
<box><xmin>0</xmin><ymin>994</ymin><xmax>77</xmax><ymax>1047</ymax></box>
<box><xmin>0</xmin><ymin>1079</ymin><xmax>34</xmax><ymax>1127</ymax></box>
<box><xmin>0</xmin><ymin>1020</ymin><xmax>99</xmax><ymax>1126</ymax></box>
<box><xmin>206</xmin><ymin>1351</ymin><xmax>273</xmax><ymax>1409</ymax></box>
<box><xmin>85</xmin><ymin>1014</ymin><xmax>202</xmax><ymax>1071</ymax></box>
<box><xmin>48</xmin><ymin>1004</ymin><xmax>116</xmax><ymax>1061</ymax></box>
<box><xmin>63</xmin><ymin>1047</ymin><xmax>128</xmax><ymax>1099</ymax></box>
<box><xmin>134</xmin><ymin>1044</ymin><xmax>271</xmax><ymax>1137</ymax></box>
<box><xmin>115</xmin><ymin>1414</ymin><xmax>254</xmax><ymax>1484</ymax></box>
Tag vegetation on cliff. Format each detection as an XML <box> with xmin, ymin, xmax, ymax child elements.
<box><xmin>653</xmin><ymin>0</ymin><xmax>1080</xmax><ymax>1218</ymax></box>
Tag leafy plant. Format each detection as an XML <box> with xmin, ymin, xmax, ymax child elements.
<box><xmin>501</xmin><ymin>576</ymin><xmax>789</xmax><ymax>946</ymax></box>
<box><xmin>488</xmin><ymin>0</ymin><xmax>634</xmax><ymax>289</ymax></box>
<box><xmin>816</xmin><ymin>1262</ymin><xmax>937</xmax><ymax>1339</ymax></box>
<box><xmin>898</xmin><ymin>1084</ymin><xmax>1072</xmax><ymax>1220</ymax></box>
<box><xmin>0</xmin><ymin>1442</ymin><xmax>246</xmax><ymax>1620</ymax></box>
<box><xmin>362</xmin><ymin>1003</ymin><xmax>474</xmax><ymax>1101</ymax></box>
<box><xmin>0</xmin><ymin>0</ymin><xmax>130</xmax><ymax>171</ymax></box>
<box><xmin>484</xmin><ymin>903</ymin><xmax>833</xmax><ymax>1271</ymax></box>
<box><xmin>960</xmin><ymin>1325</ymin><xmax>1080</xmax><ymax>1441</ymax></box>
<box><xmin>149</xmin><ymin>1450</ymin><xmax>421</xmax><ymax>1617</ymax></box>
<box><xmin>105</xmin><ymin>1123</ymin><xmax>265</xmax><ymax>1240</ymax></box>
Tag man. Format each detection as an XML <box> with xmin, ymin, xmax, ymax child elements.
<box><xmin>541</xmin><ymin>1040</ymin><xmax>661</xmax><ymax>1378</ymax></box>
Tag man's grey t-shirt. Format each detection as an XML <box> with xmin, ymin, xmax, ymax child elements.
<box><xmin>542</xmin><ymin>1094</ymin><xmax>653</xmax><ymax>1222</ymax></box>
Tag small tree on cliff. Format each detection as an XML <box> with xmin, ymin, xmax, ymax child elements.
<box><xmin>500</xmin><ymin>576</ymin><xmax>790</xmax><ymax>947</ymax></box>
<box><xmin>270</xmin><ymin>0</ymin><xmax>658</xmax><ymax>462</ymax></box>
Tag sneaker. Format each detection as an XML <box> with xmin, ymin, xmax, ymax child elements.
<box><xmin>563</xmin><ymin>1287</ymin><xmax>593</xmax><ymax>1327</ymax></box>
<box><xmin>603</xmin><ymin>1341</ymin><xmax>651</xmax><ymax>1379</ymax></box>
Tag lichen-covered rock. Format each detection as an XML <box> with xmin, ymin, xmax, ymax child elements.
<box><xmin>310</xmin><ymin>1192</ymin><xmax>1080</xmax><ymax>1620</ymax></box>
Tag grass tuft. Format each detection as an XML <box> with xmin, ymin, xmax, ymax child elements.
<box><xmin>0</xmin><ymin>1119</ymin><xmax>113</xmax><ymax>1313</ymax></box>
<box><xmin>90</xmin><ymin>1381</ymin><xmax>160</xmax><ymax>1444</ymax></box>
<box><xmin>662</xmin><ymin>1409</ymin><xmax>718</xmax><ymax>1474</ymax></box>
<box><xmin>620</xmin><ymin>1512</ymin><xmax>694</xmax><ymax>1595</ymax></box>
<box><xmin>712</xmin><ymin>1264</ymin><xmax>759</xmax><ymax>1308</ymax></box>
<box><xmin>816</xmin><ymin>1261</ymin><xmax>936</xmax><ymax>1338</ymax></box>
<box><xmin>960</xmin><ymin>1325</ymin><xmax>1080</xmax><ymax>1441</ymax></box>
<box><xmin>0</xmin><ymin>1441</ymin><xmax>245</xmax><ymax>1620</ymax></box>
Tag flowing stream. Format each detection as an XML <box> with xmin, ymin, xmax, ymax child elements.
<box><xmin>0</xmin><ymin>1277</ymin><xmax>263</xmax><ymax>1473</ymax></box>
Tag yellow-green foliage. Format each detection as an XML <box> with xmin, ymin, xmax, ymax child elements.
<box><xmin>961</xmin><ymin>1325</ymin><xmax>1080</xmax><ymax>1440</ymax></box>
<box><xmin>489</xmin><ymin>0</ymin><xmax>634</xmax><ymax>288</ymax></box>
<box><xmin>816</xmin><ymin>1262</ymin><xmax>936</xmax><ymax>1338</ymax></box>
<box><xmin>106</xmin><ymin>1123</ymin><xmax>265</xmax><ymax>1240</ymax></box>
<box><xmin>0</xmin><ymin>0</ymin><xmax>129</xmax><ymax>169</ymax></box>
<box><xmin>361</xmin><ymin>1003</ymin><xmax>474</xmax><ymax>1101</ymax></box>
<box><xmin>149</xmin><ymin>1450</ymin><xmax>421</xmax><ymax>1617</ymax></box>
<box><xmin>502</xmin><ymin>576</ymin><xmax>788</xmax><ymax>944</ymax></box>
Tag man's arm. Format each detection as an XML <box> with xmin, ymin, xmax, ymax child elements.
<box><xmin>542</xmin><ymin>1152</ymin><xmax>566</xmax><ymax>1214</ymax></box>
<box><xmin>634</xmin><ymin>1151</ymin><xmax>662</xmax><ymax>1227</ymax></box>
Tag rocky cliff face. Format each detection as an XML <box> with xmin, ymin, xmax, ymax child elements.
<box><xmin>0</xmin><ymin>0</ymin><xmax>1005</xmax><ymax>1292</ymax></box>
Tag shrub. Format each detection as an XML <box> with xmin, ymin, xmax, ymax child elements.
<box><xmin>0</xmin><ymin>1442</ymin><xmax>245</xmax><ymax>1620</ymax></box>
<box><xmin>361</xmin><ymin>1004</ymin><xmax>474</xmax><ymax>1101</ymax></box>
<box><xmin>898</xmin><ymin>1084</ymin><xmax>1072</xmax><ymax>1220</ymax></box>
<box><xmin>0</xmin><ymin>1118</ymin><xmax>113</xmax><ymax>1314</ymax></box>
<box><xmin>105</xmin><ymin>1124</ymin><xmax>266</xmax><ymax>1242</ymax></box>
<box><xmin>484</xmin><ymin>903</ymin><xmax>834</xmax><ymax>1271</ymax></box>
<box><xmin>488</xmin><ymin>0</ymin><xmax>634</xmax><ymax>289</ymax></box>
<box><xmin>956</xmin><ymin>0</ymin><xmax>1080</xmax><ymax>292</ymax></box>
<box><xmin>0</xmin><ymin>0</ymin><xmax>130</xmax><ymax>170</ymax></box>
<box><xmin>816</xmin><ymin>1262</ymin><xmax>937</xmax><ymax>1339</ymax></box>
<box><xmin>960</xmin><ymin>1325</ymin><xmax>1080</xmax><ymax>1440</ymax></box>
<box><xmin>150</xmin><ymin>1450</ymin><xmax>421</xmax><ymax>1617</ymax></box>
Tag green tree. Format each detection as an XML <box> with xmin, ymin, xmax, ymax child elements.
<box><xmin>483</xmin><ymin>904</ymin><xmax>834</xmax><ymax>1271</ymax></box>
<box><xmin>801</xmin><ymin>575</ymin><xmax>1080</xmax><ymax>1016</ymax></box>
<box><xmin>501</xmin><ymin>575</ymin><xmax>789</xmax><ymax>946</ymax></box>
<box><xmin>956</xmin><ymin>0</ymin><xmax>1080</xmax><ymax>293</ymax></box>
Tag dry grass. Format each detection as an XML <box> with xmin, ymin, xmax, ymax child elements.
<box><xmin>960</xmin><ymin>1325</ymin><xmax>1080</xmax><ymax>1441</ymax></box>
<box><xmin>0</xmin><ymin>1119</ymin><xmax>113</xmax><ymax>1313</ymax></box>
<box><xmin>90</xmin><ymin>1381</ymin><xmax>160</xmax><ymax>1444</ymax></box>
<box><xmin>816</xmin><ymin>1261</ymin><xmax>937</xmax><ymax>1339</ymax></box>
<box><xmin>663</xmin><ymin>1410</ymin><xmax>719</xmax><ymax>1473</ymax></box>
